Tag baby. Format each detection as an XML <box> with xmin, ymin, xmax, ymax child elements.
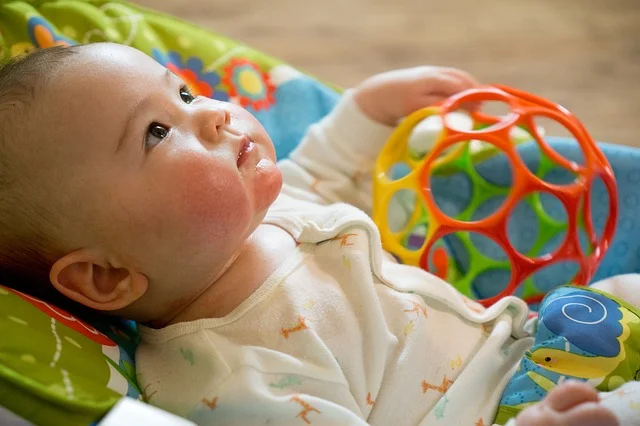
<box><xmin>1</xmin><ymin>42</ymin><xmax>639</xmax><ymax>426</ymax></box>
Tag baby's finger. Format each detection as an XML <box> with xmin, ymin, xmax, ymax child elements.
<box><xmin>442</xmin><ymin>69</ymin><xmax>480</xmax><ymax>112</ymax></box>
<box><xmin>414</xmin><ymin>93</ymin><xmax>480</xmax><ymax>113</ymax></box>
<box><xmin>421</xmin><ymin>73</ymin><xmax>472</xmax><ymax>98</ymax></box>
<box><xmin>442</xmin><ymin>67</ymin><xmax>480</xmax><ymax>89</ymax></box>
<box><xmin>416</xmin><ymin>93</ymin><xmax>449</xmax><ymax>107</ymax></box>
<box><xmin>563</xmin><ymin>402</ymin><xmax>619</xmax><ymax>426</ymax></box>
<box><xmin>546</xmin><ymin>381</ymin><xmax>599</xmax><ymax>412</ymax></box>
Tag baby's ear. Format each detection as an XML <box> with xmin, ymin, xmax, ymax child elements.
<box><xmin>50</xmin><ymin>249</ymin><xmax>148</xmax><ymax>311</ymax></box>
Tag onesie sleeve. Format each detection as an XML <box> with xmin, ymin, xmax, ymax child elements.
<box><xmin>277</xmin><ymin>90</ymin><xmax>395</xmax><ymax>215</ymax></box>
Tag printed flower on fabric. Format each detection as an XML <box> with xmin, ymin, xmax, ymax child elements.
<box><xmin>152</xmin><ymin>48</ymin><xmax>228</xmax><ymax>101</ymax></box>
<box><xmin>222</xmin><ymin>58</ymin><xmax>276</xmax><ymax>111</ymax></box>
<box><xmin>27</xmin><ymin>16</ymin><xmax>76</xmax><ymax>48</ymax></box>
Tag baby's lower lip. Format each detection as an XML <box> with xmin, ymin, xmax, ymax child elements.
<box><xmin>237</xmin><ymin>137</ymin><xmax>255</xmax><ymax>167</ymax></box>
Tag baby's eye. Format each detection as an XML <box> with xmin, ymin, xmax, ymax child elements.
<box><xmin>145</xmin><ymin>122</ymin><xmax>169</xmax><ymax>148</ymax></box>
<box><xmin>180</xmin><ymin>86</ymin><xmax>195</xmax><ymax>104</ymax></box>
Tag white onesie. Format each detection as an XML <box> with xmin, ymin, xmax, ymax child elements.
<box><xmin>136</xmin><ymin>92</ymin><xmax>638</xmax><ymax>425</ymax></box>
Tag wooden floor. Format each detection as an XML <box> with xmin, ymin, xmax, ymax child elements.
<box><xmin>136</xmin><ymin>0</ymin><xmax>640</xmax><ymax>147</ymax></box>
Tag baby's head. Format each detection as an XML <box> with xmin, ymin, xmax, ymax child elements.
<box><xmin>0</xmin><ymin>43</ymin><xmax>282</xmax><ymax>323</ymax></box>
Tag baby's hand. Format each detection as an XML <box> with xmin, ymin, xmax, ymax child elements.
<box><xmin>352</xmin><ymin>66</ymin><xmax>478</xmax><ymax>126</ymax></box>
<box><xmin>515</xmin><ymin>381</ymin><xmax>618</xmax><ymax>426</ymax></box>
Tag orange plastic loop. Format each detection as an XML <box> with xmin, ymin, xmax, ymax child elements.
<box><xmin>373</xmin><ymin>85</ymin><xmax>619</xmax><ymax>307</ymax></box>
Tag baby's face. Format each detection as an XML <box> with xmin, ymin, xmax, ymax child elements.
<box><xmin>30</xmin><ymin>44</ymin><xmax>282</xmax><ymax>318</ymax></box>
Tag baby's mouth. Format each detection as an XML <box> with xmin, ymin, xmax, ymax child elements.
<box><xmin>237</xmin><ymin>135</ymin><xmax>255</xmax><ymax>167</ymax></box>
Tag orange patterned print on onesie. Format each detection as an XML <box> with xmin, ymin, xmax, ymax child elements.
<box><xmin>290</xmin><ymin>395</ymin><xmax>321</xmax><ymax>424</ymax></box>
<box><xmin>404</xmin><ymin>301</ymin><xmax>428</xmax><ymax>318</ymax></box>
<box><xmin>330</xmin><ymin>233</ymin><xmax>358</xmax><ymax>248</ymax></box>
<box><xmin>366</xmin><ymin>392</ymin><xmax>375</xmax><ymax>406</ymax></box>
<box><xmin>201</xmin><ymin>397</ymin><xmax>218</xmax><ymax>410</ymax></box>
<box><xmin>281</xmin><ymin>315</ymin><xmax>309</xmax><ymax>339</ymax></box>
<box><xmin>421</xmin><ymin>375</ymin><xmax>453</xmax><ymax>394</ymax></box>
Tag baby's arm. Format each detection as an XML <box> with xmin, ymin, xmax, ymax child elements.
<box><xmin>278</xmin><ymin>67</ymin><xmax>478</xmax><ymax>214</ymax></box>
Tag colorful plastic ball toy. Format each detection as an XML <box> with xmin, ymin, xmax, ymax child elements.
<box><xmin>373</xmin><ymin>85</ymin><xmax>618</xmax><ymax>306</ymax></box>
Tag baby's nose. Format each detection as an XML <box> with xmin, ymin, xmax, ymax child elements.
<box><xmin>196</xmin><ymin>105</ymin><xmax>231</xmax><ymax>144</ymax></box>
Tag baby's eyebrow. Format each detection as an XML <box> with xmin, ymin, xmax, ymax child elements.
<box><xmin>164</xmin><ymin>68</ymin><xmax>178</xmax><ymax>82</ymax></box>
<box><xmin>114</xmin><ymin>68</ymin><xmax>175</xmax><ymax>153</ymax></box>
<box><xmin>115</xmin><ymin>95</ymin><xmax>153</xmax><ymax>153</ymax></box>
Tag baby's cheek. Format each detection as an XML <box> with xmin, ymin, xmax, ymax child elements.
<box><xmin>169</xmin><ymin>159</ymin><xmax>251</xmax><ymax>240</ymax></box>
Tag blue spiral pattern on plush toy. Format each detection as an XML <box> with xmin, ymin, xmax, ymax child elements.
<box><xmin>540</xmin><ymin>288</ymin><xmax>622</xmax><ymax>357</ymax></box>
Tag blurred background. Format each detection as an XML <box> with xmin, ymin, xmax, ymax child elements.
<box><xmin>135</xmin><ymin>0</ymin><xmax>639</xmax><ymax>146</ymax></box>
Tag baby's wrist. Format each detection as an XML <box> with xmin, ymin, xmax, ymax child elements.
<box><xmin>351</xmin><ymin>80</ymin><xmax>401</xmax><ymax>127</ymax></box>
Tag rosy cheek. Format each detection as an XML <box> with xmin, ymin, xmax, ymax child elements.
<box><xmin>167</xmin><ymin>155</ymin><xmax>251</xmax><ymax>240</ymax></box>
